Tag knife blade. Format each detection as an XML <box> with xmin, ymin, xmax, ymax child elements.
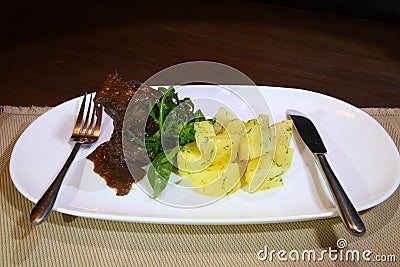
<box><xmin>287</xmin><ymin>109</ymin><xmax>365</xmax><ymax>236</ymax></box>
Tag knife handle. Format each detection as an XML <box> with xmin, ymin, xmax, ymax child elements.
<box><xmin>314</xmin><ymin>153</ymin><xmax>366</xmax><ymax>236</ymax></box>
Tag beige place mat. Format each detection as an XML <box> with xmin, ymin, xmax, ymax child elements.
<box><xmin>1</xmin><ymin>106</ymin><xmax>399</xmax><ymax>267</ymax></box>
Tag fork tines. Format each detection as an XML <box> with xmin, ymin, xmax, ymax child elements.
<box><xmin>72</xmin><ymin>93</ymin><xmax>102</xmax><ymax>141</ymax></box>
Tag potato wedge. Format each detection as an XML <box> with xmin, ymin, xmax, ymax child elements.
<box><xmin>177</xmin><ymin>134</ymin><xmax>239</xmax><ymax>173</ymax></box>
<box><xmin>243</xmin><ymin>153</ymin><xmax>274</xmax><ymax>192</ymax></box>
<box><xmin>214</xmin><ymin>107</ymin><xmax>238</xmax><ymax>128</ymax></box>
<box><xmin>194</xmin><ymin>121</ymin><xmax>216</xmax><ymax>158</ymax></box>
<box><xmin>177</xmin><ymin>142</ymin><xmax>207</xmax><ymax>172</ymax></box>
<box><xmin>274</xmin><ymin>145</ymin><xmax>294</xmax><ymax>173</ymax></box>
<box><xmin>189</xmin><ymin>162</ymin><xmax>242</xmax><ymax>197</ymax></box>
<box><xmin>271</xmin><ymin>119</ymin><xmax>293</xmax><ymax>172</ymax></box>
<box><xmin>241</xmin><ymin>114</ymin><xmax>274</xmax><ymax>160</ymax></box>
<box><xmin>242</xmin><ymin>160</ymin><xmax>284</xmax><ymax>192</ymax></box>
<box><xmin>211</xmin><ymin>134</ymin><xmax>240</xmax><ymax>164</ymax></box>
<box><xmin>272</xmin><ymin>119</ymin><xmax>293</xmax><ymax>148</ymax></box>
<box><xmin>194</xmin><ymin>121</ymin><xmax>216</xmax><ymax>145</ymax></box>
<box><xmin>213</xmin><ymin>121</ymin><xmax>223</xmax><ymax>134</ymax></box>
<box><xmin>255</xmin><ymin>174</ymin><xmax>284</xmax><ymax>192</ymax></box>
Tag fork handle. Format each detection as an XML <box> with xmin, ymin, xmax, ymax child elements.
<box><xmin>30</xmin><ymin>143</ymin><xmax>82</xmax><ymax>225</ymax></box>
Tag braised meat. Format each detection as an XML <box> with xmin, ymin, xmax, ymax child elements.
<box><xmin>94</xmin><ymin>72</ymin><xmax>140</xmax><ymax>129</ymax></box>
<box><xmin>87</xmin><ymin>72</ymin><xmax>160</xmax><ymax>196</ymax></box>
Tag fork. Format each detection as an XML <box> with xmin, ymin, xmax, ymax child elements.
<box><xmin>30</xmin><ymin>93</ymin><xmax>103</xmax><ymax>225</ymax></box>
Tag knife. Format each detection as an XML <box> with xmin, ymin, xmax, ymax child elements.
<box><xmin>287</xmin><ymin>109</ymin><xmax>366</xmax><ymax>236</ymax></box>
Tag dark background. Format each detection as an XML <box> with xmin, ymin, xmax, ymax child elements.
<box><xmin>265</xmin><ymin>0</ymin><xmax>400</xmax><ymax>22</ymax></box>
<box><xmin>0</xmin><ymin>0</ymin><xmax>399</xmax><ymax>107</ymax></box>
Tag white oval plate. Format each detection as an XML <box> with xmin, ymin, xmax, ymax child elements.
<box><xmin>10</xmin><ymin>86</ymin><xmax>400</xmax><ymax>224</ymax></box>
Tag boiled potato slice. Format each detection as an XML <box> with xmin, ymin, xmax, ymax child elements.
<box><xmin>255</xmin><ymin>174</ymin><xmax>284</xmax><ymax>192</ymax></box>
<box><xmin>238</xmin><ymin>134</ymin><xmax>250</xmax><ymax>161</ymax></box>
<box><xmin>241</xmin><ymin>117</ymin><xmax>263</xmax><ymax>160</ymax></box>
<box><xmin>189</xmin><ymin>162</ymin><xmax>242</xmax><ymax>197</ymax></box>
<box><xmin>180</xmin><ymin>141</ymin><xmax>201</xmax><ymax>161</ymax></box>
<box><xmin>214</xmin><ymin>107</ymin><xmax>245</xmax><ymax>140</ymax></box>
<box><xmin>242</xmin><ymin>114</ymin><xmax>274</xmax><ymax>160</ymax></box>
<box><xmin>225</xmin><ymin>119</ymin><xmax>247</xmax><ymax>162</ymax></box>
<box><xmin>177</xmin><ymin>134</ymin><xmax>240</xmax><ymax>173</ymax></box>
<box><xmin>194</xmin><ymin>120</ymin><xmax>216</xmax><ymax>151</ymax></box>
<box><xmin>186</xmin><ymin>121</ymin><xmax>217</xmax><ymax>171</ymax></box>
<box><xmin>257</xmin><ymin>114</ymin><xmax>274</xmax><ymax>154</ymax></box>
<box><xmin>242</xmin><ymin>160</ymin><xmax>284</xmax><ymax>192</ymax></box>
<box><xmin>272</xmin><ymin>119</ymin><xmax>293</xmax><ymax>148</ymax></box>
<box><xmin>274</xmin><ymin>145</ymin><xmax>294</xmax><ymax>173</ymax></box>
<box><xmin>211</xmin><ymin>134</ymin><xmax>240</xmax><ymax>165</ymax></box>
<box><xmin>203</xmin><ymin>108</ymin><xmax>244</xmax><ymax>164</ymax></box>
<box><xmin>271</xmin><ymin>119</ymin><xmax>293</xmax><ymax>172</ymax></box>
<box><xmin>243</xmin><ymin>153</ymin><xmax>274</xmax><ymax>192</ymax></box>
<box><xmin>177</xmin><ymin>142</ymin><xmax>209</xmax><ymax>172</ymax></box>
<box><xmin>213</xmin><ymin>121</ymin><xmax>223</xmax><ymax>134</ymax></box>
<box><xmin>225</xmin><ymin>118</ymin><xmax>246</xmax><ymax>136</ymax></box>
<box><xmin>214</xmin><ymin>107</ymin><xmax>238</xmax><ymax>128</ymax></box>
<box><xmin>256</xmin><ymin>162</ymin><xmax>284</xmax><ymax>191</ymax></box>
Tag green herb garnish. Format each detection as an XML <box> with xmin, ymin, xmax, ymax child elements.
<box><xmin>143</xmin><ymin>86</ymin><xmax>213</xmax><ymax>198</ymax></box>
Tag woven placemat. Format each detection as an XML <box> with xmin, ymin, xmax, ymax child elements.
<box><xmin>1</xmin><ymin>106</ymin><xmax>399</xmax><ymax>266</ymax></box>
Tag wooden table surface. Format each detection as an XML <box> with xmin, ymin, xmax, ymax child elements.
<box><xmin>1</xmin><ymin>0</ymin><xmax>399</xmax><ymax>107</ymax></box>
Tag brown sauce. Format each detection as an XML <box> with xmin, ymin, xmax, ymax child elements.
<box><xmin>86</xmin><ymin>72</ymin><xmax>155</xmax><ymax>196</ymax></box>
<box><xmin>87</xmin><ymin>141</ymin><xmax>136</xmax><ymax>196</ymax></box>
